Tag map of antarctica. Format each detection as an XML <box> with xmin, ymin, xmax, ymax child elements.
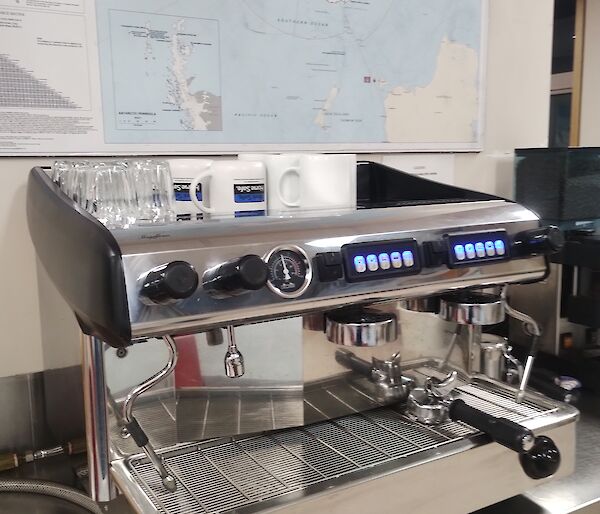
<box><xmin>96</xmin><ymin>0</ymin><xmax>484</xmax><ymax>147</ymax></box>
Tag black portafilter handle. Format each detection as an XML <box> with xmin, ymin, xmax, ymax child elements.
<box><xmin>449</xmin><ymin>399</ymin><xmax>533</xmax><ymax>453</ymax></box>
<box><xmin>335</xmin><ymin>350</ymin><xmax>373</xmax><ymax>378</ymax></box>
<box><xmin>449</xmin><ymin>399</ymin><xmax>560</xmax><ymax>479</ymax></box>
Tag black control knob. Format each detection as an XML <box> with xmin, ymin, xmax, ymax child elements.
<box><xmin>141</xmin><ymin>261</ymin><xmax>199</xmax><ymax>304</ymax></box>
<box><xmin>203</xmin><ymin>254</ymin><xmax>268</xmax><ymax>298</ymax></box>
<box><xmin>512</xmin><ymin>226</ymin><xmax>565</xmax><ymax>257</ymax></box>
<box><xmin>519</xmin><ymin>436</ymin><xmax>561</xmax><ymax>479</ymax></box>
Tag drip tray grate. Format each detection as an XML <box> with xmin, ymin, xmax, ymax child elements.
<box><xmin>122</xmin><ymin>370</ymin><xmax>559</xmax><ymax>514</ymax></box>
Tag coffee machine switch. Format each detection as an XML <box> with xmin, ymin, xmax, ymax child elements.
<box><xmin>140</xmin><ymin>261</ymin><xmax>199</xmax><ymax>305</ymax></box>
<box><xmin>315</xmin><ymin>252</ymin><xmax>344</xmax><ymax>282</ymax></box>
<box><xmin>422</xmin><ymin>240</ymin><xmax>449</xmax><ymax>267</ymax></box>
<box><xmin>203</xmin><ymin>255</ymin><xmax>268</xmax><ymax>298</ymax></box>
<box><xmin>512</xmin><ymin>226</ymin><xmax>564</xmax><ymax>257</ymax></box>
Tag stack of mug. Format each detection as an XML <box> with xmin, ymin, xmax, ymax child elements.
<box><xmin>169</xmin><ymin>153</ymin><xmax>357</xmax><ymax>219</ymax></box>
<box><xmin>51</xmin><ymin>153</ymin><xmax>357</xmax><ymax>228</ymax></box>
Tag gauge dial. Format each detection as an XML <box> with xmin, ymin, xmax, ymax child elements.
<box><xmin>265</xmin><ymin>245</ymin><xmax>312</xmax><ymax>298</ymax></box>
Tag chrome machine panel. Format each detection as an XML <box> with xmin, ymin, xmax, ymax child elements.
<box><xmin>115</xmin><ymin>200</ymin><xmax>546</xmax><ymax>338</ymax></box>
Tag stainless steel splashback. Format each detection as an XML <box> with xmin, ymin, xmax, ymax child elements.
<box><xmin>104</xmin><ymin>302</ymin><xmax>483</xmax><ymax>445</ymax></box>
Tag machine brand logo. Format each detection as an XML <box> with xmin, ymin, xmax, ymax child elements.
<box><xmin>141</xmin><ymin>233</ymin><xmax>170</xmax><ymax>240</ymax></box>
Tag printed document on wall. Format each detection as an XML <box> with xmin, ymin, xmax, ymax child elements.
<box><xmin>0</xmin><ymin>0</ymin><xmax>105</xmax><ymax>154</ymax></box>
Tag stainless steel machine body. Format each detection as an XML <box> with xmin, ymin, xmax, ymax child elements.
<box><xmin>26</xmin><ymin>162</ymin><xmax>578</xmax><ymax>513</ymax></box>
<box><xmin>115</xmin><ymin>200</ymin><xmax>546</xmax><ymax>339</ymax></box>
<box><xmin>110</xmin><ymin>364</ymin><xmax>576</xmax><ymax>514</ymax></box>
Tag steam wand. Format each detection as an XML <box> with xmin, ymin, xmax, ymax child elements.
<box><xmin>501</xmin><ymin>286</ymin><xmax>542</xmax><ymax>403</ymax></box>
<box><xmin>122</xmin><ymin>336</ymin><xmax>179</xmax><ymax>492</ymax></box>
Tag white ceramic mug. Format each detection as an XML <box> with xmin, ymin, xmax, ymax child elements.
<box><xmin>238</xmin><ymin>153</ymin><xmax>302</xmax><ymax>215</ymax></box>
<box><xmin>189</xmin><ymin>160</ymin><xmax>267</xmax><ymax>218</ymax></box>
<box><xmin>287</xmin><ymin>154</ymin><xmax>357</xmax><ymax>214</ymax></box>
<box><xmin>167</xmin><ymin>158</ymin><xmax>213</xmax><ymax>220</ymax></box>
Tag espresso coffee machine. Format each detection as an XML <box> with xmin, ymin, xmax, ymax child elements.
<box><xmin>512</xmin><ymin>147</ymin><xmax>600</xmax><ymax>392</ymax></box>
<box><xmin>27</xmin><ymin>161</ymin><xmax>578</xmax><ymax>514</ymax></box>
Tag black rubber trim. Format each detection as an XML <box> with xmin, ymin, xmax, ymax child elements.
<box><xmin>27</xmin><ymin>167</ymin><xmax>131</xmax><ymax>347</ymax></box>
<box><xmin>125</xmin><ymin>418</ymin><xmax>149</xmax><ymax>447</ymax></box>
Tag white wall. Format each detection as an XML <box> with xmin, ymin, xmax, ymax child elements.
<box><xmin>453</xmin><ymin>0</ymin><xmax>553</xmax><ymax>198</ymax></box>
<box><xmin>580</xmin><ymin>0</ymin><xmax>600</xmax><ymax>146</ymax></box>
<box><xmin>1</xmin><ymin>158</ymin><xmax>47</xmax><ymax>376</ymax></box>
<box><xmin>0</xmin><ymin>0</ymin><xmax>555</xmax><ymax>378</ymax></box>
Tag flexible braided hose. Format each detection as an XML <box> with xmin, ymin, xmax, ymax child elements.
<box><xmin>0</xmin><ymin>479</ymin><xmax>102</xmax><ymax>514</ymax></box>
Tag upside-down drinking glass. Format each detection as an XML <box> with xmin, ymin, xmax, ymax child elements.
<box><xmin>92</xmin><ymin>162</ymin><xmax>137</xmax><ymax>229</ymax></box>
<box><xmin>128</xmin><ymin>159</ymin><xmax>176</xmax><ymax>224</ymax></box>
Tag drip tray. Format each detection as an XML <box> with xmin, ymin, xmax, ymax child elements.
<box><xmin>111</xmin><ymin>366</ymin><xmax>578</xmax><ymax>514</ymax></box>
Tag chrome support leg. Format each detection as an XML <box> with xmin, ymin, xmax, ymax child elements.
<box><xmin>122</xmin><ymin>336</ymin><xmax>179</xmax><ymax>492</ymax></box>
<box><xmin>82</xmin><ymin>334</ymin><xmax>116</xmax><ymax>502</ymax></box>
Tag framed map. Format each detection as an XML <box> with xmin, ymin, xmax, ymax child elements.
<box><xmin>96</xmin><ymin>0</ymin><xmax>486</xmax><ymax>152</ymax></box>
<box><xmin>0</xmin><ymin>0</ymin><xmax>486</xmax><ymax>155</ymax></box>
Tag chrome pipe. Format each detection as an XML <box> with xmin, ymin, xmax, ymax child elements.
<box><xmin>466</xmin><ymin>324</ymin><xmax>482</xmax><ymax>375</ymax></box>
<box><xmin>502</xmin><ymin>286</ymin><xmax>541</xmax><ymax>337</ymax></box>
<box><xmin>121</xmin><ymin>336</ymin><xmax>179</xmax><ymax>491</ymax></box>
<box><xmin>517</xmin><ymin>354</ymin><xmax>536</xmax><ymax>404</ymax></box>
<box><xmin>439</xmin><ymin>328</ymin><xmax>460</xmax><ymax>370</ymax></box>
<box><xmin>81</xmin><ymin>334</ymin><xmax>116</xmax><ymax>502</ymax></box>
<box><xmin>122</xmin><ymin>336</ymin><xmax>178</xmax><ymax>422</ymax></box>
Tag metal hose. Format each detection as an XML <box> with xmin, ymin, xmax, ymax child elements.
<box><xmin>0</xmin><ymin>479</ymin><xmax>102</xmax><ymax>514</ymax></box>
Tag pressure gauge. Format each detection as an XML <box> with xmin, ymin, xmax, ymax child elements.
<box><xmin>264</xmin><ymin>245</ymin><xmax>312</xmax><ymax>298</ymax></box>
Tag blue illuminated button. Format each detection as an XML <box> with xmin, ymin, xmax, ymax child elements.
<box><xmin>354</xmin><ymin>256</ymin><xmax>367</xmax><ymax>273</ymax></box>
<box><xmin>475</xmin><ymin>242</ymin><xmax>486</xmax><ymax>258</ymax></box>
<box><xmin>465</xmin><ymin>244</ymin><xmax>476</xmax><ymax>259</ymax></box>
<box><xmin>390</xmin><ymin>252</ymin><xmax>403</xmax><ymax>268</ymax></box>
<box><xmin>378</xmin><ymin>253</ymin><xmax>391</xmax><ymax>270</ymax></box>
<box><xmin>454</xmin><ymin>244</ymin><xmax>466</xmax><ymax>261</ymax></box>
<box><xmin>485</xmin><ymin>241</ymin><xmax>496</xmax><ymax>256</ymax></box>
<box><xmin>494</xmin><ymin>240</ymin><xmax>506</xmax><ymax>256</ymax></box>
<box><xmin>402</xmin><ymin>250</ymin><xmax>414</xmax><ymax>267</ymax></box>
<box><xmin>366</xmin><ymin>254</ymin><xmax>379</xmax><ymax>271</ymax></box>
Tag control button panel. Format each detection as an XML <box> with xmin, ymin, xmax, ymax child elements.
<box><xmin>342</xmin><ymin>239</ymin><xmax>421</xmax><ymax>282</ymax></box>
<box><xmin>446</xmin><ymin>230</ymin><xmax>510</xmax><ymax>268</ymax></box>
